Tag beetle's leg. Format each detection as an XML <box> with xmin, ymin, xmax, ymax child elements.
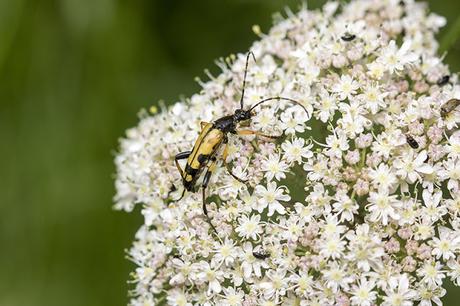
<box><xmin>175</xmin><ymin>151</ymin><xmax>191</xmax><ymax>178</ymax></box>
<box><xmin>170</xmin><ymin>151</ymin><xmax>191</xmax><ymax>202</ymax></box>
<box><xmin>202</xmin><ymin>157</ymin><xmax>218</xmax><ymax>233</ymax></box>
<box><xmin>200</xmin><ymin>121</ymin><xmax>210</xmax><ymax>130</ymax></box>
<box><xmin>222</xmin><ymin>141</ymin><xmax>247</xmax><ymax>183</ymax></box>
<box><xmin>236</xmin><ymin>129</ymin><xmax>282</xmax><ymax>140</ymax></box>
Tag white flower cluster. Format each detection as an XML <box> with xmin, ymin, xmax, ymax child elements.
<box><xmin>114</xmin><ymin>0</ymin><xmax>460</xmax><ymax>305</ymax></box>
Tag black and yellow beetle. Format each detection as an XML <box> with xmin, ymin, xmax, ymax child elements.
<box><xmin>173</xmin><ymin>52</ymin><xmax>309</xmax><ymax>229</ymax></box>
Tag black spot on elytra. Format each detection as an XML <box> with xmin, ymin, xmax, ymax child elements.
<box><xmin>198</xmin><ymin>154</ymin><xmax>209</xmax><ymax>164</ymax></box>
<box><xmin>185</xmin><ymin>164</ymin><xmax>199</xmax><ymax>176</ymax></box>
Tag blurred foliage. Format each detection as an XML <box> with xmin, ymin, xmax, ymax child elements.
<box><xmin>1</xmin><ymin>0</ymin><xmax>460</xmax><ymax>305</ymax></box>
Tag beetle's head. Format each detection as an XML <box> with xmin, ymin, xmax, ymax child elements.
<box><xmin>233</xmin><ymin>109</ymin><xmax>252</xmax><ymax>123</ymax></box>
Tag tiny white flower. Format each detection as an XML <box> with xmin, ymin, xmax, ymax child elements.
<box><xmin>439</xmin><ymin>158</ymin><xmax>460</xmax><ymax>191</ymax></box>
<box><xmin>196</xmin><ymin>261</ymin><xmax>225</xmax><ymax>294</ymax></box>
<box><xmin>279</xmin><ymin>107</ymin><xmax>310</xmax><ymax>135</ymax></box>
<box><xmin>367</xmin><ymin>60</ymin><xmax>386</xmax><ymax>79</ymax></box>
<box><xmin>359</xmin><ymin>83</ymin><xmax>388</xmax><ymax>114</ymax></box>
<box><xmin>218</xmin><ymin>287</ymin><xmax>244</xmax><ymax>306</ymax></box>
<box><xmin>332</xmin><ymin>192</ymin><xmax>358</xmax><ymax>222</ymax></box>
<box><xmin>315</xmin><ymin>90</ymin><xmax>338</xmax><ymax>122</ymax></box>
<box><xmin>417</xmin><ymin>261</ymin><xmax>445</xmax><ymax>286</ymax></box>
<box><xmin>421</xmin><ymin>190</ymin><xmax>447</xmax><ymax>223</ymax></box>
<box><xmin>366</xmin><ymin>190</ymin><xmax>402</xmax><ymax>225</ymax></box>
<box><xmin>416</xmin><ymin>284</ymin><xmax>446</xmax><ymax>306</ymax></box>
<box><xmin>377</xmin><ymin>40</ymin><xmax>418</xmax><ymax>74</ymax></box>
<box><xmin>319</xmin><ymin>233</ymin><xmax>346</xmax><ymax>259</ymax></box>
<box><xmin>235</xmin><ymin>214</ymin><xmax>263</xmax><ymax>240</ymax></box>
<box><xmin>393</xmin><ymin>150</ymin><xmax>433</xmax><ymax>184</ymax></box>
<box><xmin>350</xmin><ymin>277</ymin><xmax>377</xmax><ymax>306</ymax></box>
<box><xmin>281</xmin><ymin>137</ymin><xmax>313</xmax><ymax>164</ymax></box>
<box><xmin>447</xmin><ymin>259</ymin><xmax>460</xmax><ymax>285</ymax></box>
<box><xmin>289</xmin><ymin>271</ymin><xmax>314</xmax><ymax>297</ymax></box>
<box><xmin>213</xmin><ymin>238</ymin><xmax>239</xmax><ymax>266</ymax></box>
<box><xmin>322</xmin><ymin>214</ymin><xmax>347</xmax><ymax>236</ymax></box>
<box><xmin>382</xmin><ymin>274</ymin><xmax>417</xmax><ymax>306</ymax></box>
<box><xmin>368</xmin><ymin>163</ymin><xmax>398</xmax><ymax>192</ymax></box>
<box><xmin>167</xmin><ymin>289</ymin><xmax>192</xmax><ymax>306</ymax></box>
<box><xmin>322</xmin><ymin>262</ymin><xmax>353</xmax><ymax>292</ymax></box>
<box><xmin>325</xmin><ymin>131</ymin><xmax>349</xmax><ymax>158</ymax></box>
<box><xmin>447</xmin><ymin>132</ymin><xmax>460</xmax><ymax>159</ymax></box>
<box><xmin>259</xmin><ymin>269</ymin><xmax>289</xmax><ymax>301</ymax></box>
<box><xmin>255</xmin><ymin>181</ymin><xmax>290</xmax><ymax>216</ymax></box>
<box><xmin>332</xmin><ymin>74</ymin><xmax>360</xmax><ymax>101</ymax></box>
<box><xmin>431</xmin><ymin>226</ymin><xmax>460</xmax><ymax>261</ymax></box>
<box><xmin>261</xmin><ymin>153</ymin><xmax>289</xmax><ymax>181</ymax></box>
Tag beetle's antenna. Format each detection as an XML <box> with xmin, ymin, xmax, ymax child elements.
<box><xmin>249</xmin><ymin>96</ymin><xmax>310</xmax><ymax>116</ymax></box>
<box><xmin>239</xmin><ymin>51</ymin><xmax>257</xmax><ymax>110</ymax></box>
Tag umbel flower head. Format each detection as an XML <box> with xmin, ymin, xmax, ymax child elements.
<box><xmin>114</xmin><ymin>0</ymin><xmax>460</xmax><ymax>305</ymax></box>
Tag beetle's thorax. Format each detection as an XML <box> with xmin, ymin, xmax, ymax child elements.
<box><xmin>213</xmin><ymin>109</ymin><xmax>252</xmax><ymax>133</ymax></box>
<box><xmin>213</xmin><ymin>115</ymin><xmax>236</xmax><ymax>133</ymax></box>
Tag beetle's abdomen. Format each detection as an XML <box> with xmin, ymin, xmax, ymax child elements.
<box><xmin>183</xmin><ymin>123</ymin><xmax>224</xmax><ymax>190</ymax></box>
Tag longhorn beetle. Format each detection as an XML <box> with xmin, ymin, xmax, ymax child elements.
<box><xmin>173</xmin><ymin>52</ymin><xmax>309</xmax><ymax>230</ymax></box>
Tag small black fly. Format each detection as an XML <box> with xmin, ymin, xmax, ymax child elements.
<box><xmin>253</xmin><ymin>249</ymin><xmax>270</xmax><ymax>260</ymax></box>
<box><xmin>341</xmin><ymin>33</ymin><xmax>356</xmax><ymax>42</ymax></box>
<box><xmin>405</xmin><ymin>134</ymin><xmax>419</xmax><ymax>149</ymax></box>
<box><xmin>437</xmin><ymin>75</ymin><xmax>450</xmax><ymax>86</ymax></box>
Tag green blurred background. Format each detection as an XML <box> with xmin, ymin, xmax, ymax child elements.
<box><xmin>2</xmin><ymin>0</ymin><xmax>460</xmax><ymax>305</ymax></box>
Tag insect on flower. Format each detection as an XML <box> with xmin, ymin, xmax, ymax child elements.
<box><xmin>441</xmin><ymin>98</ymin><xmax>460</xmax><ymax>117</ymax></box>
<box><xmin>173</xmin><ymin>52</ymin><xmax>309</xmax><ymax>230</ymax></box>
<box><xmin>253</xmin><ymin>249</ymin><xmax>270</xmax><ymax>260</ymax></box>
<box><xmin>341</xmin><ymin>33</ymin><xmax>356</xmax><ymax>41</ymax></box>
<box><xmin>437</xmin><ymin>75</ymin><xmax>450</xmax><ymax>86</ymax></box>
<box><xmin>405</xmin><ymin>134</ymin><xmax>419</xmax><ymax>149</ymax></box>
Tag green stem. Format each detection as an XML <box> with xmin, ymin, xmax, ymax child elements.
<box><xmin>294</xmin><ymin>297</ymin><xmax>301</xmax><ymax>306</ymax></box>
<box><xmin>359</xmin><ymin>147</ymin><xmax>367</xmax><ymax>169</ymax></box>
